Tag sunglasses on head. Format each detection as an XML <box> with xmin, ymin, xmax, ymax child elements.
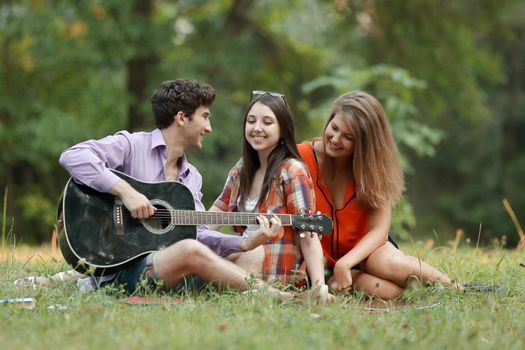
<box><xmin>250</xmin><ymin>90</ymin><xmax>288</xmax><ymax>105</ymax></box>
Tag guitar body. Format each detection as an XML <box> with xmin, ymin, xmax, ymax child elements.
<box><xmin>59</xmin><ymin>171</ymin><xmax>196</xmax><ymax>276</ymax></box>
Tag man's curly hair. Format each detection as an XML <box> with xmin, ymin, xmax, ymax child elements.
<box><xmin>151</xmin><ymin>79</ymin><xmax>215</xmax><ymax>129</ymax></box>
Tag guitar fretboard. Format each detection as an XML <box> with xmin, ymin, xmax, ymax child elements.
<box><xmin>171</xmin><ymin>210</ymin><xmax>293</xmax><ymax>226</ymax></box>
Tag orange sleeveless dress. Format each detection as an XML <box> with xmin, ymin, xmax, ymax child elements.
<box><xmin>297</xmin><ymin>141</ymin><xmax>370</xmax><ymax>268</ymax></box>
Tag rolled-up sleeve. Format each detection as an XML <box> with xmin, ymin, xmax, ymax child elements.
<box><xmin>286</xmin><ymin>174</ymin><xmax>316</xmax><ymax>214</ymax></box>
<box><xmin>212</xmin><ymin>164</ymin><xmax>239</xmax><ymax>212</ymax></box>
<box><xmin>281</xmin><ymin>160</ymin><xmax>316</xmax><ymax>214</ymax></box>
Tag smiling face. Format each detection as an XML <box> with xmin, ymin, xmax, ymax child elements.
<box><xmin>244</xmin><ymin>102</ymin><xmax>281</xmax><ymax>160</ymax></box>
<box><xmin>323</xmin><ymin>111</ymin><xmax>355</xmax><ymax>160</ymax></box>
<box><xmin>184</xmin><ymin>105</ymin><xmax>212</xmax><ymax>150</ymax></box>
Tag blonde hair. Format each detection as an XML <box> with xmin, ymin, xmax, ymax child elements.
<box><xmin>323</xmin><ymin>91</ymin><xmax>405</xmax><ymax>208</ymax></box>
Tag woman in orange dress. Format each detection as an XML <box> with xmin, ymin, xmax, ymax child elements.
<box><xmin>298</xmin><ymin>91</ymin><xmax>453</xmax><ymax>299</ymax></box>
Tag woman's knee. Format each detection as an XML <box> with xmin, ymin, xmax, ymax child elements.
<box><xmin>372</xmin><ymin>280</ymin><xmax>404</xmax><ymax>299</ymax></box>
<box><xmin>353</xmin><ymin>273</ymin><xmax>404</xmax><ymax>300</ymax></box>
<box><xmin>374</xmin><ymin>287</ymin><xmax>404</xmax><ymax>300</ymax></box>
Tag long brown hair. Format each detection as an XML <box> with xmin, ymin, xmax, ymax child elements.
<box><xmin>322</xmin><ymin>91</ymin><xmax>405</xmax><ymax>208</ymax></box>
<box><xmin>239</xmin><ymin>94</ymin><xmax>300</xmax><ymax>210</ymax></box>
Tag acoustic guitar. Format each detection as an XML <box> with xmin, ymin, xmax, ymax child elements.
<box><xmin>58</xmin><ymin>170</ymin><xmax>333</xmax><ymax>276</ymax></box>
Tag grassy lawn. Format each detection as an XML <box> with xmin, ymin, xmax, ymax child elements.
<box><xmin>1</xmin><ymin>242</ymin><xmax>524</xmax><ymax>350</ymax></box>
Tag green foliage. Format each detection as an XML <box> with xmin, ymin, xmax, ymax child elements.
<box><xmin>0</xmin><ymin>0</ymin><xmax>149</xmax><ymax>241</ymax></box>
<box><xmin>1</xmin><ymin>187</ymin><xmax>7</xmax><ymax>249</ymax></box>
<box><xmin>303</xmin><ymin>65</ymin><xmax>443</xmax><ymax>238</ymax></box>
<box><xmin>327</xmin><ymin>0</ymin><xmax>525</xmax><ymax>243</ymax></box>
<box><xmin>0</xmin><ymin>0</ymin><xmax>523</xmax><ymax>244</ymax></box>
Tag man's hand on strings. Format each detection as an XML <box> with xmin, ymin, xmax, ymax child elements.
<box><xmin>111</xmin><ymin>179</ymin><xmax>156</xmax><ymax>219</ymax></box>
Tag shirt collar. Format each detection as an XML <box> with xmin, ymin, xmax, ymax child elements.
<box><xmin>151</xmin><ymin>128</ymin><xmax>190</xmax><ymax>179</ymax></box>
<box><xmin>151</xmin><ymin>128</ymin><xmax>166</xmax><ymax>150</ymax></box>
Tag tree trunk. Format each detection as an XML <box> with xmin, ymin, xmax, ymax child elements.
<box><xmin>127</xmin><ymin>56</ymin><xmax>155</xmax><ymax>131</ymax></box>
<box><xmin>126</xmin><ymin>0</ymin><xmax>156</xmax><ymax>131</ymax></box>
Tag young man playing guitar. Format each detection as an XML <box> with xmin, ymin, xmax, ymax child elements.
<box><xmin>55</xmin><ymin>79</ymin><xmax>289</xmax><ymax>297</ymax></box>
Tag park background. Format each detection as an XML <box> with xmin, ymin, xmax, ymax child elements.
<box><xmin>1</xmin><ymin>0</ymin><xmax>524</xmax><ymax>247</ymax></box>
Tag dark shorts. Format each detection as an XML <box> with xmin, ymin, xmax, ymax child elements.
<box><xmin>325</xmin><ymin>234</ymin><xmax>399</xmax><ymax>279</ymax></box>
<box><xmin>387</xmin><ymin>234</ymin><xmax>399</xmax><ymax>249</ymax></box>
<box><xmin>114</xmin><ymin>254</ymin><xmax>209</xmax><ymax>295</ymax></box>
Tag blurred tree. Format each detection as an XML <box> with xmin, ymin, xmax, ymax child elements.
<box><xmin>303</xmin><ymin>64</ymin><xmax>442</xmax><ymax>238</ymax></box>
<box><xmin>327</xmin><ymin>0</ymin><xmax>524</xmax><ymax>244</ymax></box>
<box><xmin>166</xmin><ymin>0</ymin><xmax>330</xmax><ymax>204</ymax></box>
<box><xmin>0</xmin><ymin>0</ymin><xmax>162</xmax><ymax>242</ymax></box>
<box><xmin>0</xmin><ymin>0</ymin><xmax>522</xmax><ymax>246</ymax></box>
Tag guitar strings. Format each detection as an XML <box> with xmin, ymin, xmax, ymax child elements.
<box><xmin>120</xmin><ymin>212</ymin><xmax>293</xmax><ymax>222</ymax></box>
<box><xmin>119</xmin><ymin>210</ymin><xmax>296</xmax><ymax>225</ymax></box>
<box><xmin>120</xmin><ymin>209</ymin><xmax>294</xmax><ymax>218</ymax></box>
<box><xmin>118</xmin><ymin>211</ymin><xmax>324</xmax><ymax>232</ymax></box>
<box><xmin>119</xmin><ymin>211</ymin><xmax>293</xmax><ymax>217</ymax></box>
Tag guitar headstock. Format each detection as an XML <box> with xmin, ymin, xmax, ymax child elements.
<box><xmin>291</xmin><ymin>212</ymin><xmax>333</xmax><ymax>235</ymax></box>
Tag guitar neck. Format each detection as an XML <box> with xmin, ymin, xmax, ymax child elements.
<box><xmin>172</xmin><ymin>210</ymin><xmax>292</xmax><ymax>226</ymax></box>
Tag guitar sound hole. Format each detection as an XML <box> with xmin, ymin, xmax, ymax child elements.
<box><xmin>141</xmin><ymin>199</ymin><xmax>175</xmax><ymax>235</ymax></box>
<box><xmin>143</xmin><ymin>205</ymin><xmax>171</xmax><ymax>229</ymax></box>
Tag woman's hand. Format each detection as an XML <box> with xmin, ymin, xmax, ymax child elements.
<box><xmin>329</xmin><ymin>260</ymin><xmax>353</xmax><ymax>293</ymax></box>
<box><xmin>241</xmin><ymin>215</ymin><xmax>284</xmax><ymax>251</ymax></box>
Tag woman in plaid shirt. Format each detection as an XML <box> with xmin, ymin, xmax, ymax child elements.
<box><xmin>209</xmin><ymin>91</ymin><xmax>331</xmax><ymax>303</ymax></box>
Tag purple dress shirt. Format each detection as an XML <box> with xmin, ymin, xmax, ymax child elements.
<box><xmin>59</xmin><ymin>128</ymin><xmax>244</xmax><ymax>257</ymax></box>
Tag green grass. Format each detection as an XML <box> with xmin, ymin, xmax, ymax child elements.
<box><xmin>1</xmin><ymin>243</ymin><xmax>524</xmax><ymax>350</ymax></box>
<box><xmin>1</xmin><ymin>187</ymin><xmax>8</xmax><ymax>249</ymax></box>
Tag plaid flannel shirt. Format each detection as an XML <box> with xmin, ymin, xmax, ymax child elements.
<box><xmin>213</xmin><ymin>158</ymin><xmax>316</xmax><ymax>285</ymax></box>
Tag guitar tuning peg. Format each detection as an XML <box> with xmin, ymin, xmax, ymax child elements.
<box><xmin>316</xmin><ymin>211</ymin><xmax>321</xmax><ymax>215</ymax></box>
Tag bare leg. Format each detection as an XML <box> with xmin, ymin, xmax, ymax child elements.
<box><xmin>361</xmin><ymin>242</ymin><xmax>452</xmax><ymax>287</ymax></box>
<box><xmin>349</xmin><ymin>270</ymin><xmax>404</xmax><ymax>300</ymax></box>
<box><xmin>231</xmin><ymin>246</ymin><xmax>264</xmax><ymax>276</ymax></box>
<box><xmin>155</xmin><ymin>240</ymin><xmax>256</xmax><ymax>289</ymax></box>
<box><xmin>231</xmin><ymin>245</ymin><xmax>333</xmax><ymax>305</ymax></box>
<box><xmin>225</xmin><ymin>252</ymin><xmax>241</xmax><ymax>262</ymax></box>
<box><xmin>153</xmin><ymin>239</ymin><xmax>292</xmax><ymax>300</ymax></box>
